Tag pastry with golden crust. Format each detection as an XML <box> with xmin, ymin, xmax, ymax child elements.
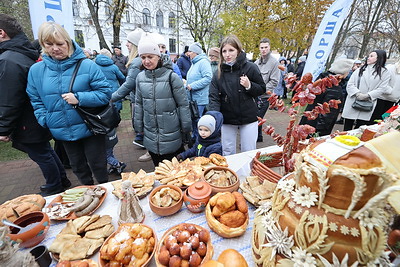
<box><xmin>209</xmin><ymin>153</ymin><xmax>228</xmax><ymax>167</ymax></box>
<box><xmin>206</xmin><ymin>192</ymin><xmax>249</xmax><ymax>238</ymax></box>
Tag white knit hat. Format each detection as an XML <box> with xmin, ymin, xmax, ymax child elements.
<box><xmin>329</xmin><ymin>58</ymin><xmax>354</xmax><ymax>75</ymax></box>
<box><xmin>127</xmin><ymin>28</ymin><xmax>144</xmax><ymax>46</ymax></box>
<box><xmin>298</xmin><ymin>55</ymin><xmax>307</xmax><ymax>62</ymax></box>
<box><xmin>189</xmin><ymin>42</ymin><xmax>203</xmax><ymax>55</ymax></box>
<box><xmin>198</xmin><ymin>114</ymin><xmax>216</xmax><ymax>134</ymax></box>
<box><xmin>151</xmin><ymin>32</ymin><xmax>166</xmax><ymax>46</ymax></box>
<box><xmin>138</xmin><ymin>37</ymin><xmax>161</xmax><ymax>57</ymax></box>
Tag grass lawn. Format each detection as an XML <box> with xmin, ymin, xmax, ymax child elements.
<box><xmin>0</xmin><ymin>100</ymin><xmax>132</xmax><ymax>162</ymax></box>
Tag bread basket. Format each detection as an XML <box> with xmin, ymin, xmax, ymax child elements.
<box><xmin>205</xmin><ymin>201</ymin><xmax>248</xmax><ymax>238</ymax></box>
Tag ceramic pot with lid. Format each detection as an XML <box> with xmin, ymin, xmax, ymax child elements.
<box><xmin>184</xmin><ymin>181</ymin><xmax>212</xmax><ymax>213</ymax></box>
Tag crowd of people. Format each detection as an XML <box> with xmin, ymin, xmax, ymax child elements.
<box><xmin>1</xmin><ymin>13</ymin><xmax>400</xmax><ymax>195</ymax></box>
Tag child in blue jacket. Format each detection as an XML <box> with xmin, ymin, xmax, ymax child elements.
<box><xmin>178</xmin><ymin>111</ymin><xmax>223</xmax><ymax>160</ymax></box>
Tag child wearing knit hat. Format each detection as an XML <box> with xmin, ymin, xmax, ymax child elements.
<box><xmin>177</xmin><ymin>111</ymin><xmax>223</xmax><ymax>161</ymax></box>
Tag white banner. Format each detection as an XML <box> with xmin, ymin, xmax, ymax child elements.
<box><xmin>302</xmin><ymin>0</ymin><xmax>355</xmax><ymax>80</ymax></box>
<box><xmin>28</xmin><ymin>0</ymin><xmax>74</xmax><ymax>39</ymax></box>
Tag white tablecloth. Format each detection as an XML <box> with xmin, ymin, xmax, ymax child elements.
<box><xmin>39</xmin><ymin>146</ymin><xmax>282</xmax><ymax>266</ymax></box>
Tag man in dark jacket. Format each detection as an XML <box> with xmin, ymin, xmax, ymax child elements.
<box><xmin>112</xmin><ymin>46</ymin><xmax>128</xmax><ymax>76</ymax></box>
<box><xmin>177</xmin><ymin>45</ymin><xmax>192</xmax><ymax>79</ymax></box>
<box><xmin>0</xmin><ymin>14</ymin><xmax>70</xmax><ymax>196</ymax></box>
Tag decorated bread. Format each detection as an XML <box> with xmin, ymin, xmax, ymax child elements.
<box><xmin>252</xmin><ymin>132</ymin><xmax>400</xmax><ymax>266</ymax></box>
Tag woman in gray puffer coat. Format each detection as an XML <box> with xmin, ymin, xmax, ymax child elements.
<box><xmin>134</xmin><ymin>38</ymin><xmax>191</xmax><ymax>166</ymax></box>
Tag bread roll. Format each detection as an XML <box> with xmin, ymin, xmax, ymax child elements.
<box><xmin>217</xmin><ymin>249</ymin><xmax>248</xmax><ymax>267</ymax></box>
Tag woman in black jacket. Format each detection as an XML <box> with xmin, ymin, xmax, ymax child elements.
<box><xmin>208</xmin><ymin>35</ymin><xmax>266</xmax><ymax>155</ymax></box>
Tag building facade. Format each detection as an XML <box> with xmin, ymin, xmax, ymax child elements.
<box><xmin>72</xmin><ymin>0</ymin><xmax>194</xmax><ymax>56</ymax></box>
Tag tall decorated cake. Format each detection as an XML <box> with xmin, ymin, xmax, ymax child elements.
<box><xmin>252</xmin><ymin>131</ymin><xmax>400</xmax><ymax>266</ymax></box>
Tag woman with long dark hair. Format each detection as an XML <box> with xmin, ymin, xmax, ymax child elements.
<box><xmin>342</xmin><ymin>50</ymin><xmax>391</xmax><ymax>130</ymax></box>
<box><xmin>208</xmin><ymin>35</ymin><xmax>266</xmax><ymax>155</ymax></box>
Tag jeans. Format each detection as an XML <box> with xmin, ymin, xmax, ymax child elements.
<box><xmin>63</xmin><ymin>135</ymin><xmax>108</xmax><ymax>185</ymax></box>
<box><xmin>12</xmin><ymin>141</ymin><xmax>66</xmax><ymax>189</ymax></box>
<box><xmin>221</xmin><ymin>122</ymin><xmax>258</xmax><ymax>156</ymax></box>
<box><xmin>257</xmin><ymin>97</ymin><xmax>270</xmax><ymax>139</ymax></box>
<box><xmin>106</xmin><ymin>148</ymin><xmax>119</xmax><ymax>166</ymax></box>
<box><xmin>192</xmin><ymin>104</ymin><xmax>207</xmax><ymax>139</ymax></box>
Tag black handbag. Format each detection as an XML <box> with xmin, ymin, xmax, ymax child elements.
<box><xmin>352</xmin><ymin>99</ymin><xmax>374</xmax><ymax>111</ymax></box>
<box><xmin>351</xmin><ymin>77</ymin><xmax>374</xmax><ymax>112</ymax></box>
<box><xmin>189</xmin><ymin>91</ymin><xmax>200</xmax><ymax>120</ymax></box>
<box><xmin>69</xmin><ymin>58</ymin><xmax>121</xmax><ymax>135</ymax></box>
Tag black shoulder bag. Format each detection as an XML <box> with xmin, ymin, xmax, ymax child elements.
<box><xmin>69</xmin><ymin>58</ymin><xmax>121</xmax><ymax>135</ymax></box>
<box><xmin>352</xmin><ymin>75</ymin><xmax>374</xmax><ymax>112</ymax></box>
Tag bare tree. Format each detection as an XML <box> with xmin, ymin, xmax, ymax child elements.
<box><xmin>173</xmin><ymin>0</ymin><xmax>227</xmax><ymax>50</ymax></box>
<box><xmin>378</xmin><ymin>0</ymin><xmax>400</xmax><ymax>55</ymax></box>
<box><xmin>352</xmin><ymin>0</ymin><xmax>388</xmax><ymax>58</ymax></box>
<box><xmin>85</xmin><ymin>0</ymin><xmax>127</xmax><ymax>50</ymax></box>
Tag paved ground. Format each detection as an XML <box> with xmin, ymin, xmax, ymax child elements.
<box><xmin>0</xmin><ymin>108</ymin><xmax>344</xmax><ymax>204</ymax></box>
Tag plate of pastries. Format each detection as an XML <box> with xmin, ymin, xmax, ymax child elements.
<box><xmin>99</xmin><ymin>223</ymin><xmax>157</xmax><ymax>267</ymax></box>
<box><xmin>154</xmin><ymin>154</ymin><xmax>228</xmax><ymax>188</ymax></box>
<box><xmin>205</xmin><ymin>191</ymin><xmax>249</xmax><ymax>238</ymax></box>
<box><xmin>49</xmin><ymin>214</ymin><xmax>114</xmax><ymax>261</ymax></box>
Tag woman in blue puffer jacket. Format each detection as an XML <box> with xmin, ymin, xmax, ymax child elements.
<box><xmin>95</xmin><ymin>49</ymin><xmax>126</xmax><ymax>111</ymax></box>
<box><xmin>186</xmin><ymin>42</ymin><xmax>213</xmax><ymax>139</ymax></box>
<box><xmin>27</xmin><ymin>22</ymin><xmax>112</xmax><ymax>185</ymax></box>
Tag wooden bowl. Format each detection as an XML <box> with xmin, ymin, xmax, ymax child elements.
<box><xmin>205</xmin><ymin>199</ymin><xmax>248</xmax><ymax>238</ymax></box>
<box><xmin>155</xmin><ymin>223</ymin><xmax>214</xmax><ymax>267</ymax></box>
<box><xmin>99</xmin><ymin>223</ymin><xmax>157</xmax><ymax>267</ymax></box>
<box><xmin>203</xmin><ymin>166</ymin><xmax>240</xmax><ymax>194</ymax></box>
<box><xmin>8</xmin><ymin>211</ymin><xmax>50</xmax><ymax>248</ymax></box>
<box><xmin>149</xmin><ymin>185</ymin><xmax>183</xmax><ymax>216</ymax></box>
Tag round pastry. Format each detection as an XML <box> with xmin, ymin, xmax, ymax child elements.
<box><xmin>0</xmin><ymin>194</ymin><xmax>46</xmax><ymax>224</ymax></box>
<box><xmin>217</xmin><ymin>249</ymin><xmax>248</xmax><ymax>267</ymax></box>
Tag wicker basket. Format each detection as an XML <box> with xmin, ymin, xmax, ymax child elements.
<box><xmin>251</xmin><ymin>151</ymin><xmax>283</xmax><ymax>183</ymax></box>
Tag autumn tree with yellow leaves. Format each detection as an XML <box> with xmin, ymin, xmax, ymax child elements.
<box><xmin>220</xmin><ymin>0</ymin><xmax>334</xmax><ymax>60</ymax></box>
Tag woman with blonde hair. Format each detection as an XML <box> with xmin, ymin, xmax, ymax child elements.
<box><xmin>27</xmin><ymin>21</ymin><xmax>112</xmax><ymax>186</ymax></box>
<box><xmin>208</xmin><ymin>35</ymin><xmax>266</xmax><ymax>155</ymax></box>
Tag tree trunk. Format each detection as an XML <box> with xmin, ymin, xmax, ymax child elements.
<box><xmin>112</xmin><ymin>0</ymin><xmax>126</xmax><ymax>48</ymax></box>
<box><xmin>86</xmin><ymin>0</ymin><xmax>109</xmax><ymax>50</ymax></box>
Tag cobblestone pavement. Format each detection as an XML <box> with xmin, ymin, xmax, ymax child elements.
<box><xmin>0</xmin><ymin>109</ymin><xmax>343</xmax><ymax>204</ymax></box>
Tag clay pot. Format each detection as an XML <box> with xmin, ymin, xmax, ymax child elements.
<box><xmin>149</xmin><ymin>185</ymin><xmax>183</xmax><ymax>216</ymax></box>
<box><xmin>8</xmin><ymin>211</ymin><xmax>50</xmax><ymax>248</ymax></box>
<box><xmin>203</xmin><ymin>166</ymin><xmax>240</xmax><ymax>195</ymax></box>
<box><xmin>184</xmin><ymin>181</ymin><xmax>212</xmax><ymax>213</ymax></box>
